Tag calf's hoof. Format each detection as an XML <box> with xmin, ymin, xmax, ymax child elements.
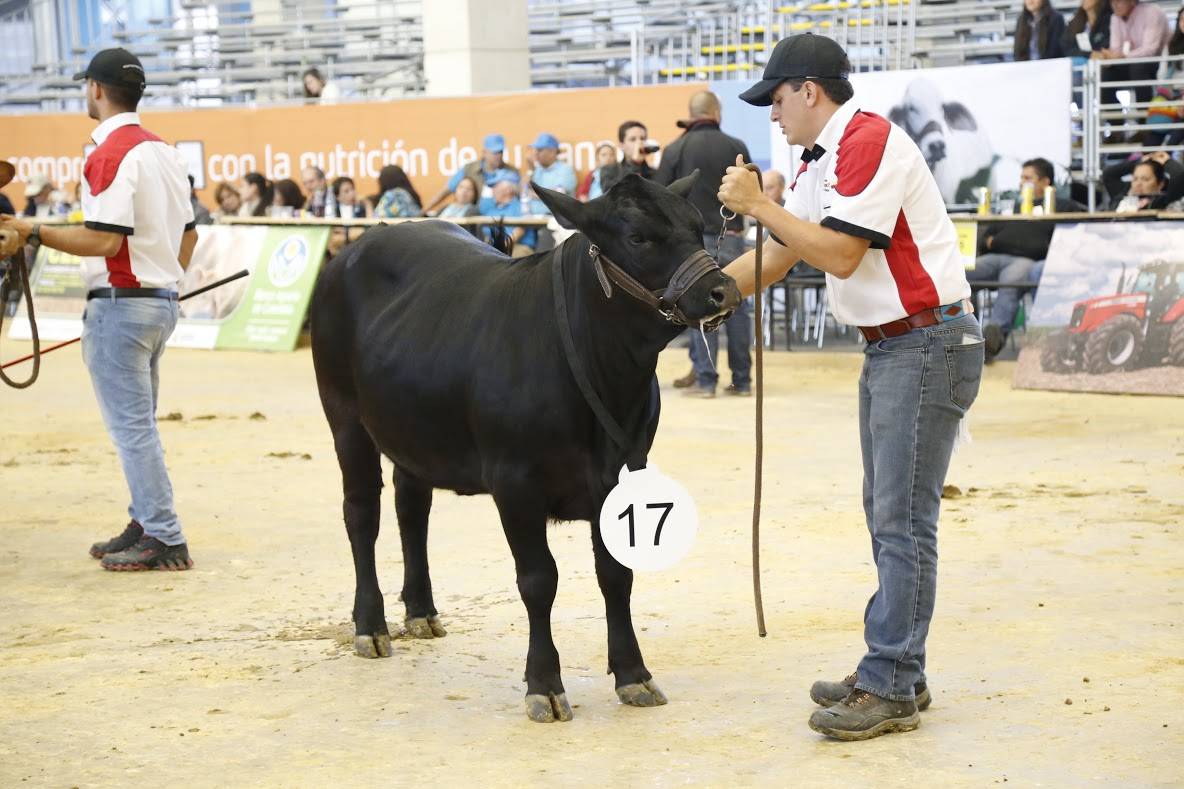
<box><xmin>616</xmin><ymin>679</ymin><xmax>668</xmax><ymax>707</ymax></box>
<box><xmin>354</xmin><ymin>633</ymin><xmax>393</xmax><ymax>658</ymax></box>
<box><xmin>525</xmin><ymin>692</ymin><xmax>573</xmax><ymax>723</ymax></box>
<box><xmin>404</xmin><ymin>615</ymin><xmax>447</xmax><ymax>639</ymax></box>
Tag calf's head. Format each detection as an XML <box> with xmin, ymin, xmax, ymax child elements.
<box><xmin>532</xmin><ymin>172</ymin><xmax>741</xmax><ymax>328</ymax></box>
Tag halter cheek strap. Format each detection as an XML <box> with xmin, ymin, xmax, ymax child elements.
<box><xmin>587</xmin><ymin>244</ymin><xmax>722</xmax><ymax>327</ymax></box>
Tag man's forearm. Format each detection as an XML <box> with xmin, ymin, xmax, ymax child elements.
<box><xmin>40</xmin><ymin>224</ymin><xmax>123</xmax><ymax>258</ymax></box>
<box><xmin>179</xmin><ymin>228</ymin><xmax>198</xmax><ymax>270</ymax></box>
<box><xmin>749</xmin><ymin>199</ymin><xmax>867</xmax><ymax>279</ymax></box>
<box><xmin>722</xmin><ymin>241</ymin><xmax>799</xmax><ymax>298</ymax></box>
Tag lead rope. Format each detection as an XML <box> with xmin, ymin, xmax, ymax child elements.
<box><xmin>720</xmin><ymin>162</ymin><xmax>767</xmax><ymax>638</ymax></box>
<box><xmin>0</xmin><ymin>245</ymin><xmax>41</xmax><ymax>389</ymax></box>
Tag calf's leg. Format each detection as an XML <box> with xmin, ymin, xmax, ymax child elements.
<box><xmin>393</xmin><ymin>466</ymin><xmax>446</xmax><ymax>638</ymax></box>
<box><xmin>492</xmin><ymin>488</ymin><xmax>570</xmax><ymax>723</ymax></box>
<box><xmin>330</xmin><ymin>417</ymin><xmax>389</xmax><ymax>658</ymax></box>
<box><xmin>592</xmin><ymin>524</ymin><xmax>667</xmax><ymax>707</ymax></box>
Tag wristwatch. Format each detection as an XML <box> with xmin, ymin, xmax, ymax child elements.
<box><xmin>28</xmin><ymin>224</ymin><xmax>41</xmax><ymax>246</ymax></box>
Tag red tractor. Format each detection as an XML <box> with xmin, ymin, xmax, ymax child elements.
<box><xmin>1041</xmin><ymin>259</ymin><xmax>1184</xmax><ymax>374</ymax></box>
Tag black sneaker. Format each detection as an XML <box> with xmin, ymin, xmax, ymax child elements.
<box><xmin>810</xmin><ymin>671</ymin><xmax>931</xmax><ymax>711</ymax></box>
<box><xmin>100</xmin><ymin>536</ymin><xmax>193</xmax><ymax>572</ymax></box>
<box><xmin>983</xmin><ymin>323</ymin><xmax>1005</xmax><ymax>363</ymax></box>
<box><xmin>89</xmin><ymin>520</ymin><xmax>144</xmax><ymax>559</ymax></box>
<box><xmin>808</xmin><ymin>689</ymin><xmax>921</xmax><ymax>741</ymax></box>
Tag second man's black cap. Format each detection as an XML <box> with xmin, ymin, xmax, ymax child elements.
<box><xmin>73</xmin><ymin>48</ymin><xmax>147</xmax><ymax>91</ymax></box>
<box><xmin>739</xmin><ymin>33</ymin><xmax>849</xmax><ymax>107</ymax></box>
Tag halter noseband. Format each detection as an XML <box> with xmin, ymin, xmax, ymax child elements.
<box><xmin>586</xmin><ymin>244</ymin><xmax>726</xmax><ymax>328</ymax></box>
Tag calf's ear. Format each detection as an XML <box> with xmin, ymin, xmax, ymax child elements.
<box><xmin>532</xmin><ymin>182</ymin><xmax>587</xmax><ymax>230</ymax></box>
<box><xmin>667</xmin><ymin>169</ymin><xmax>700</xmax><ymax>198</ymax></box>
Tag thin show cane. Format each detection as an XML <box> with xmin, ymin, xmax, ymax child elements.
<box><xmin>0</xmin><ymin>269</ymin><xmax>250</xmax><ymax>375</ymax></box>
<box><xmin>720</xmin><ymin>162</ymin><xmax>768</xmax><ymax>638</ymax></box>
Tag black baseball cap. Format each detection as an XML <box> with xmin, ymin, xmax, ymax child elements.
<box><xmin>73</xmin><ymin>48</ymin><xmax>147</xmax><ymax>91</ymax></box>
<box><xmin>739</xmin><ymin>33</ymin><xmax>849</xmax><ymax>107</ymax></box>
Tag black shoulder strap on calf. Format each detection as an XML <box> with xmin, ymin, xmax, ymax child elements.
<box><xmin>551</xmin><ymin>250</ymin><xmax>647</xmax><ymax>474</ymax></box>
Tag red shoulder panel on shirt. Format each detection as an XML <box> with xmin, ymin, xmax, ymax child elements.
<box><xmin>84</xmin><ymin>125</ymin><xmax>165</xmax><ymax>196</ymax></box>
<box><xmin>833</xmin><ymin>112</ymin><xmax>890</xmax><ymax>198</ymax></box>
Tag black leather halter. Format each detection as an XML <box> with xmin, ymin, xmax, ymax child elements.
<box><xmin>586</xmin><ymin>243</ymin><xmax>726</xmax><ymax>328</ymax></box>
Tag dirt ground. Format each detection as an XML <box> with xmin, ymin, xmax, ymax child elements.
<box><xmin>1</xmin><ymin>341</ymin><xmax>1182</xmax><ymax>788</ymax></box>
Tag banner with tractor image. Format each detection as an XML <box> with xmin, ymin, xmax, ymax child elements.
<box><xmin>1014</xmin><ymin>221</ymin><xmax>1184</xmax><ymax>396</ymax></box>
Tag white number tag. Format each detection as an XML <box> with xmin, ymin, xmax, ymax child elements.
<box><xmin>598</xmin><ymin>464</ymin><xmax>698</xmax><ymax>571</ymax></box>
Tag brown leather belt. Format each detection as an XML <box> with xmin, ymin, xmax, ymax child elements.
<box><xmin>858</xmin><ymin>299</ymin><xmax>974</xmax><ymax>342</ymax></box>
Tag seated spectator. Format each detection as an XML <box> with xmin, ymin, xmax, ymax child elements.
<box><xmin>332</xmin><ymin>176</ymin><xmax>369</xmax><ymax>218</ymax></box>
<box><xmin>763</xmin><ymin>169</ymin><xmax>787</xmax><ymax>205</ymax></box>
<box><xmin>239</xmin><ymin>172</ymin><xmax>273</xmax><ymax>217</ymax></box>
<box><xmin>302</xmin><ymin>166</ymin><xmax>329</xmax><ymax>217</ymax></box>
<box><xmin>302</xmin><ymin>67</ymin><xmax>340</xmax><ymax>105</ymax></box>
<box><xmin>23</xmin><ymin>175</ymin><xmax>54</xmax><ymax>218</ymax></box>
<box><xmin>271</xmin><ymin>179</ymin><xmax>306</xmax><ymax>216</ymax></box>
<box><xmin>1063</xmin><ymin>0</ymin><xmax>1112</xmax><ymax>58</ymax></box>
<box><xmin>1104</xmin><ymin>152</ymin><xmax>1184</xmax><ymax>211</ymax></box>
<box><xmin>1148</xmin><ymin>8</ymin><xmax>1184</xmax><ymax>147</ymax></box>
<box><xmin>1096</xmin><ymin>0</ymin><xmax>1170</xmax><ymax>106</ymax></box>
<box><xmin>526</xmin><ymin>133</ymin><xmax>577</xmax><ymax>214</ymax></box>
<box><xmin>972</xmin><ymin>158</ymin><xmax>1086</xmax><ymax>362</ymax></box>
<box><xmin>1014</xmin><ymin>0</ymin><xmax>1067</xmax><ymax>60</ymax></box>
<box><xmin>483</xmin><ymin>171</ymin><xmax>536</xmax><ymax>258</ymax></box>
<box><xmin>578</xmin><ymin>143</ymin><xmax>617</xmax><ymax>202</ymax></box>
<box><xmin>212</xmin><ymin>182</ymin><xmax>241</xmax><ymax>220</ymax></box>
<box><xmin>439</xmin><ymin>176</ymin><xmax>480</xmax><ymax>219</ymax></box>
<box><xmin>600</xmin><ymin>120</ymin><xmax>655</xmax><ymax>193</ymax></box>
<box><xmin>424</xmin><ymin>134</ymin><xmax>520</xmax><ymax>215</ymax></box>
<box><xmin>372</xmin><ymin>164</ymin><xmax>423</xmax><ymax>218</ymax></box>
<box><xmin>189</xmin><ymin>175</ymin><xmax>212</xmax><ymax>225</ymax></box>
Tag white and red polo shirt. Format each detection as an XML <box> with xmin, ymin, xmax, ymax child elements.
<box><xmin>81</xmin><ymin>112</ymin><xmax>195</xmax><ymax>291</ymax></box>
<box><xmin>783</xmin><ymin>100</ymin><xmax>970</xmax><ymax>327</ymax></box>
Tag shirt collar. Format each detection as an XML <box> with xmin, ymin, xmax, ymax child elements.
<box><xmin>809</xmin><ymin>101</ymin><xmax>861</xmax><ymax>163</ymax></box>
<box><xmin>91</xmin><ymin>112</ymin><xmax>141</xmax><ymax>145</ymax></box>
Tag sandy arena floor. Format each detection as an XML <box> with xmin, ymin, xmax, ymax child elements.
<box><xmin>1</xmin><ymin>341</ymin><xmax>1182</xmax><ymax>788</ymax></box>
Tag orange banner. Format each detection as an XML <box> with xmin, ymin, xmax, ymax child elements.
<box><xmin>1</xmin><ymin>83</ymin><xmax>706</xmax><ymax>212</ymax></box>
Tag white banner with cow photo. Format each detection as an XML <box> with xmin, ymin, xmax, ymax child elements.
<box><xmin>769</xmin><ymin>59</ymin><xmax>1073</xmax><ymax>206</ymax></box>
<box><xmin>1013</xmin><ymin>221</ymin><xmax>1184</xmax><ymax>397</ymax></box>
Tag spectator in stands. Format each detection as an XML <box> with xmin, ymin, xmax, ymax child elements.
<box><xmin>483</xmin><ymin>170</ymin><xmax>535</xmax><ymax>257</ymax></box>
<box><xmin>1097</xmin><ymin>0</ymin><xmax>1170</xmax><ymax>106</ymax></box>
<box><xmin>424</xmin><ymin>133</ymin><xmax>519</xmax><ymax>216</ymax></box>
<box><xmin>188</xmin><ymin>175</ymin><xmax>212</xmax><ymax>225</ymax></box>
<box><xmin>578</xmin><ymin>143</ymin><xmax>618</xmax><ymax>202</ymax></box>
<box><xmin>1104</xmin><ymin>151</ymin><xmax>1184</xmax><ymax>210</ymax></box>
<box><xmin>972</xmin><ymin>157</ymin><xmax>1085</xmax><ymax>362</ymax></box>
<box><xmin>1064</xmin><ymin>0</ymin><xmax>1113</xmax><ymax>57</ymax></box>
<box><xmin>239</xmin><ymin>172</ymin><xmax>272</xmax><ymax>217</ymax></box>
<box><xmin>372</xmin><ymin>164</ymin><xmax>423</xmax><ymax>218</ymax></box>
<box><xmin>271</xmin><ymin>179</ymin><xmax>305</xmax><ymax>216</ymax></box>
<box><xmin>302</xmin><ymin>166</ymin><xmax>329</xmax><ymax>217</ymax></box>
<box><xmin>600</xmin><ymin>120</ymin><xmax>655</xmax><ymax>192</ymax></box>
<box><xmin>440</xmin><ymin>176</ymin><xmax>480</xmax><ymax>219</ymax></box>
<box><xmin>331</xmin><ymin>176</ymin><xmax>369</xmax><ymax>218</ymax></box>
<box><xmin>0</xmin><ymin>189</ymin><xmax>13</xmax><ymax>217</ymax></box>
<box><xmin>1014</xmin><ymin>0</ymin><xmax>1067</xmax><ymax>60</ymax></box>
<box><xmin>23</xmin><ymin>175</ymin><xmax>54</xmax><ymax>218</ymax></box>
<box><xmin>525</xmin><ymin>132</ymin><xmax>577</xmax><ymax>251</ymax></box>
<box><xmin>763</xmin><ymin>169</ymin><xmax>787</xmax><ymax>205</ymax></box>
<box><xmin>212</xmin><ymin>182</ymin><xmax>241</xmax><ymax>220</ymax></box>
<box><xmin>1148</xmin><ymin>8</ymin><xmax>1184</xmax><ymax>148</ymax></box>
<box><xmin>656</xmin><ymin>90</ymin><xmax>752</xmax><ymax>397</ymax></box>
<box><xmin>302</xmin><ymin>67</ymin><xmax>341</xmax><ymax>105</ymax></box>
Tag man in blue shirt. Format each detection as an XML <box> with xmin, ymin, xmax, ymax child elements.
<box><xmin>483</xmin><ymin>170</ymin><xmax>537</xmax><ymax>257</ymax></box>
<box><xmin>425</xmin><ymin>133</ymin><xmax>520</xmax><ymax>216</ymax></box>
<box><xmin>526</xmin><ymin>133</ymin><xmax>577</xmax><ymax>214</ymax></box>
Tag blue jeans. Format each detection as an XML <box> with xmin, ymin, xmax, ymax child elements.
<box><xmin>82</xmin><ymin>297</ymin><xmax>185</xmax><ymax>546</ymax></box>
<box><xmin>856</xmin><ymin>314</ymin><xmax>984</xmax><ymax>701</ymax></box>
<box><xmin>969</xmin><ymin>253</ymin><xmax>1036</xmax><ymax>337</ymax></box>
<box><xmin>689</xmin><ymin>233</ymin><xmax>751</xmax><ymax>389</ymax></box>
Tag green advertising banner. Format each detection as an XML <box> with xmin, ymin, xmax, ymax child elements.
<box><xmin>215</xmin><ymin>227</ymin><xmax>328</xmax><ymax>351</ymax></box>
<box><xmin>6</xmin><ymin>224</ymin><xmax>329</xmax><ymax>352</ymax></box>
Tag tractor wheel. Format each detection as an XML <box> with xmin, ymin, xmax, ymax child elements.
<box><xmin>1169</xmin><ymin>319</ymin><xmax>1184</xmax><ymax>366</ymax></box>
<box><xmin>1040</xmin><ymin>335</ymin><xmax>1075</xmax><ymax>373</ymax></box>
<box><xmin>1083</xmin><ymin>314</ymin><xmax>1143</xmax><ymax>374</ymax></box>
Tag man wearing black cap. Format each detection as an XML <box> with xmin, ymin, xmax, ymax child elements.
<box><xmin>717</xmin><ymin>33</ymin><xmax>984</xmax><ymax>741</ymax></box>
<box><xmin>1</xmin><ymin>48</ymin><xmax>198</xmax><ymax>572</ymax></box>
